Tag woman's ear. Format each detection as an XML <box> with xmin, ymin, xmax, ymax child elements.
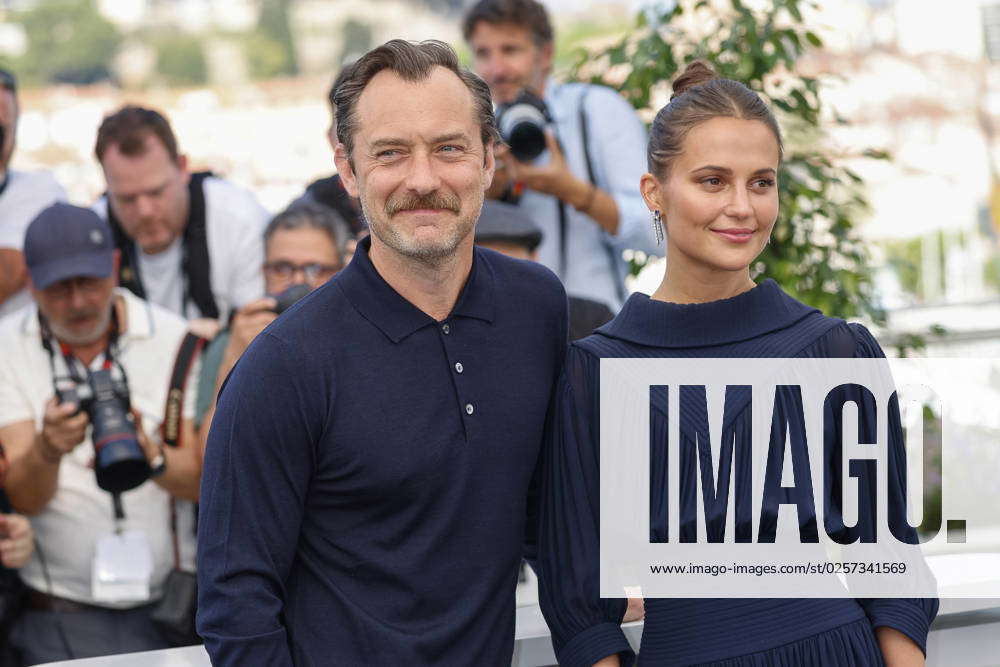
<box><xmin>639</xmin><ymin>172</ymin><xmax>664</xmax><ymax>214</ymax></box>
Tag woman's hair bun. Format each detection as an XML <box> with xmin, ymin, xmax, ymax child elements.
<box><xmin>670</xmin><ymin>60</ymin><xmax>718</xmax><ymax>100</ymax></box>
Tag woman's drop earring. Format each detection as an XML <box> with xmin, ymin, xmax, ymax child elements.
<box><xmin>652</xmin><ymin>210</ymin><xmax>664</xmax><ymax>245</ymax></box>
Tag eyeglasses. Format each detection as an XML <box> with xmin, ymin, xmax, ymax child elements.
<box><xmin>0</xmin><ymin>69</ymin><xmax>16</xmax><ymax>93</ymax></box>
<box><xmin>263</xmin><ymin>261</ymin><xmax>340</xmax><ymax>284</ymax></box>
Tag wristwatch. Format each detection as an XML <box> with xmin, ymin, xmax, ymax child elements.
<box><xmin>149</xmin><ymin>444</ymin><xmax>167</xmax><ymax>478</ymax></box>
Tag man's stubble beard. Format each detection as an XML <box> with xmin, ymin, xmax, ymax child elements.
<box><xmin>47</xmin><ymin>301</ymin><xmax>114</xmax><ymax>347</ymax></box>
<box><xmin>362</xmin><ymin>189</ymin><xmax>484</xmax><ymax>266</ymax></box>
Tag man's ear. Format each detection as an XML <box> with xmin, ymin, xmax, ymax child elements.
<box><xmin>111</xmin><ymin>250</ymin><xmax>121</xmax><ymax>286</ymax></box>
<box><xmin>177</xmin><ymin>153</ymin><xmax>191</xmax><ymax>186</ymax></box>
<box><xmin>539</xmin><ymin>41</ymin><xmax>555</xmax><ymax>79</ymax></box>
<box><xmin>483</xmin><ymin>140</ymin><xmax>497</xmax><ymax>189</ymax></box>
<box><xmin>326</xmin><ymin>124</ymin><xmax>337</xmax><ymax>154</ymax></box>
<box><xmin>334</xmin><ymin>143</ymin><xmax>359</xmax><ymax>198</ymax></box>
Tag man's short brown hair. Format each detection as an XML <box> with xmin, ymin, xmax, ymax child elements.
<box><xmin>327</xmin><ymin>66</ymin><xmax>352</xmax><ymax>117</ymax></box>
<box><xmin>461</xmin><ymin>0</ymin><xmax>554</xmax><ymax>47</ymax></box>
<box><xmin>95</xmin><ymin>105</ymin><xmax>180</xmax><ymax>164</ymax></box>
<box><xmin>333</xmin><ymin>40</ymin><xmax>499</xmax><ymax>161</ymax></box>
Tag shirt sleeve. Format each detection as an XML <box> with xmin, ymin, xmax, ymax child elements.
<box><xmin>0</xmin><ymin>333</ymin><xmax>35</xmax><ymax>428</ymax></box>
<box><xmin>196</xmin><ymin>331</ymin><xmax>321</xmax><ymax>666</ymax></box>
<box><xmin>847</xmin><ymin>323</ymin><xmax>939</xmax><ymax>655</ymax></box>
<box><xmin>0</xmin><ymin>172</ymin><xmax>67</xmax><ymax>249</ymax></box>
<box><xmin>584</xmin><ymin>86</ymin><xmax>660</xmax><ymax>256</ymax></box>
<box><xmin>211</xmin><ymin>180</ymin><xmax>269</xmax><ymax>313</ymax></box>
<box><xmin>537</xmin><ymin>344</ymin><xmax>634</xmax><ymax>667</ymax></box>
<box><xmin>524</xmin><ymin>286</ymin><xmax>570</xmax><ymax>567</ymax></box>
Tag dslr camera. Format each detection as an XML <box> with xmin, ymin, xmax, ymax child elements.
<box><xmin>495</xmin><ymin>90</ymin><xmax>550</xmax><ymax>162</ymax></box>
<box><xmin>55</xmin><ymin>367</ymin><xmax>149</xmax><ymax>494</ymax></box>
<box><xmin>271</xmin><ymin>283</ymin><xmax>312</xmax><ymax>315</ymax></box>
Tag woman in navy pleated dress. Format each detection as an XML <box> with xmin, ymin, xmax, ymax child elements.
<box><xmin>536</xmin><ymin>61</ymin><xmax>938</xmax><ymax>667</ymax></box>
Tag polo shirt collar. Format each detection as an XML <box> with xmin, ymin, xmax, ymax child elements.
<box><xmin>335</xmin><ymin>236</ymin><xmax>495</xmax><ymax>344</ymax></box>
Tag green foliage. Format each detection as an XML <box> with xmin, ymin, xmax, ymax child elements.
<box><xmin>553</xmin><ymin>18</ymin><xmax>632</xmax><ymax>70</ymax></box>
<box><xmin>153</xmin><ymin>33</ymin><xmax>207</xmax><ymax>86</ymax></box>
<box><xmin>570</xmin><ymin>0</ymin><xmax>884</xmax><ymax>322</ymax></box>
<box><xmin>12</xmin><ymin>0</ymin><xmax>122</xmax><ymax>85</ymax></box>
<box><xmin>340</xmin><ymin>19</ymin><xmax>373</xmax><ymax>65</ymax></box>
<box><xmin>883</xmin><ymin>237</ymin><xmax>922</xmax><ymax>298</ymax></box>
<box><xmin>985</xmin><ymin>254</ymin><xmax>1000</xmax><ymax>293</ymax></box>
<box><xmin>251</xmin><ymin>0</ymin><xmax>298</xmax><ymax>77</ymax></box>
<box><xmin>244</xmin><ymin>32</ymin><xmax>291</xmax><ymax>79</ymax></box>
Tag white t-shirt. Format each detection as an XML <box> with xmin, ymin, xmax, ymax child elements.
<box><xmin>0</xmin><ymin>289</ymin><xmax>198</xmax><ymax>607</ymax></box>
<box><xmin>0</xmin><ymin>170</ymin><xmax>67</xmax><ymax>319</ymax></box>
<box><xmin>137</xmin><ymin>237</ymin><xmax>184</xmax><ymax>316</ymax></box>
<box><xmin>93</xmin><ymin>175</ymin><xmax>268</xmax><ymax>322</ymax></box>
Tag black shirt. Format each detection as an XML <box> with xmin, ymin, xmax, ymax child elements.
<box><xmin>197</xmin><ymin>237</ymin><xmax>568</xmax><ymax>665</ymax></box>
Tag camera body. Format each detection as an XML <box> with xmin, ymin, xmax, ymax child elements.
<box><xmin>56</xmin><ymin>368</ymin><xmax>150</xmax><ymax>494</ymax></box>
<box><xmin>495</xmin><ymin>90</ymin><xmax>550</xmax><ymax>162</ymax></box>
<box><xmin>272</xmin><ymin>283</ymin><xmax>312</xmax><ymax>315</ymax></box>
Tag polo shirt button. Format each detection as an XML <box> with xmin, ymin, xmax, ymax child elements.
<box><xmin>465</xmin><ymin>403</ymin><xmax>474</xmax><ymax>415</ymax></box>
<box><xmin>442</xmin><ymin>323</ymin><xmax>451</xmax><ymax>334</ymax></box>
<box><xmin>455</xmin><ymin>362</ymin><xmax>464</xmax><ymax>373</ymax></box>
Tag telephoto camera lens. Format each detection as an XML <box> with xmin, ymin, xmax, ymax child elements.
<box><xmin>87</xmin><ymin>369</ymin><xmax>150</xmax><ymax>494</ymax></box>
<box><xmin>495</xmin><ymin>90</ymin><xmax>549</xmax><ymax>162</ymax></box>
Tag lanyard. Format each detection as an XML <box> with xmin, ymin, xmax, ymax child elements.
<box><xmin>39</xmin><ymin>307</ymin><xmax>133</xmax><ymax>523</ymax></box>
<box><xmin>39</xmin><ymin>307</ymin><xmax>127</xmax><ymax>400</ymax></box>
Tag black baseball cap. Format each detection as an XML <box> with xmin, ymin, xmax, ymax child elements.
<box><xmin>24</xmin><ymin>203</ymin><xmax>115</xmax><ymax>290</ymax></box>
<box><xmin>474</xmin><ymin>200</ymin><xmax>543</xmax><ymax>251</ymax></box>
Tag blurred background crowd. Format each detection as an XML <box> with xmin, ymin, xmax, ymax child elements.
<box><xmin>0</xmin><ymin>0</ymin><xmax>999</xmax><ymax>664</ymax></box>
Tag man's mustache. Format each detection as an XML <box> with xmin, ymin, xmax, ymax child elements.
<box><xmin>66</xmin><ymin>309</ymin><xmax>101</xmax><ymax>324</ymax></box>
<box><xmin>385</xmin><ymin>193</ymin><xmax>460</xmax><ymax>216</ymax></box>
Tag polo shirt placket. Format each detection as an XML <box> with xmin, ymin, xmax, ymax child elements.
<box><xmin>438</xmin><ymin>318</ymin><xmax>478</xmax><ymax>440</ymax></box>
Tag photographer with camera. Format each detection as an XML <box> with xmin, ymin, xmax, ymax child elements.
<box><xmin>195</xmin><ymin>202</ymin><xmax>347</xmax><ymax>455</ymax></box>
<box><xmin>93</xmin><ymin>106</ymin><xmax>269</xmax><ymax>337</ymax></box>
<box><xmin>463</xmin><ymin>0</ymin><xmax>658</xmax><ymax>311</ymax></box>
<box><xmin>0</xmin><ymin>203</ymin><xmax>202</xmax><ymax>663</ymax></box>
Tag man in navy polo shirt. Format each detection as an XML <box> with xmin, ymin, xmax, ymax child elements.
<box><xmin>197</xmin><ymin>40</ymin><xmax>568</xmax><ymax>665</ymax></box>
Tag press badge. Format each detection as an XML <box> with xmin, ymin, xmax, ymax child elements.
<box><xmin>92</xmin><ymin>530</ymin><xmax>153</xmax><ymax>602</ymax></box>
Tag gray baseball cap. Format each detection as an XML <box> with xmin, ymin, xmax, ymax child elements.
<box><xmin>24</xmin><ymin>203</ymin><xmax>115</xmax><ymax>290</ymax></box>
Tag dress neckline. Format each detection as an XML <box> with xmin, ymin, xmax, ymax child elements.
<box><xmin>595</xmin><ymin>279</ymin><xmax>820</xmax><ymax>348</ymax></box>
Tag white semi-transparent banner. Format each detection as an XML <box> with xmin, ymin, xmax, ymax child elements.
<box><xmin>599</xmin><ymin>358</ymin><xmax>1000</xmax><ymax>598</ymax></box>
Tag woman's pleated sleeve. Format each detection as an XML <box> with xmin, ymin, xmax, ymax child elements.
<box><xmin>537</xmin><ymin>344</ymin><xmax>634</xmax><ymax>667</ymax></box>
<box><xmin>849</xmin><ymin>323</ymin><xmax>940</xmax><ymax>655</ymax></box>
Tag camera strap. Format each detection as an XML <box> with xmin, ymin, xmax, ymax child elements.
<box><xmin>105</xmin><ymin>172</ymin><xmax>219</xmax><ymax>320</ymax></box>
<box><xmin>39</xmin><ymin>306</ymin><xmax>123</xmax><ymax>390</ymax></box>
<box><xmin>160</xmin><ymin>331</ymin><xmax>205</xmax><ymax>572</ymax></box>
<box><xmin>577</xmin><ymin>87</ymin><xmax>627</xmax><ymax>307</ymax></box>
<box><xmin>160</xmin><ymin>332</ymin><xmax>205</xmax><ymax>450</ymax></box>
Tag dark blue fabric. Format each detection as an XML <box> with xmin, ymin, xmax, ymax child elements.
<box><xmin>197</xmin><ymin>237</ymin><xmax>567</xmax><ymax>666</ymax></box>
<box><xmin>537</xmin><ymin>280</ymin><xmax>938</xmax><ymax>666</ymax></box>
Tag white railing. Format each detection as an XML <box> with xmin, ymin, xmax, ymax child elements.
<box><xmin>38</xmin><ymin>553</ymin><xmax>1000</xmax><ymax>667</ymax></box>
